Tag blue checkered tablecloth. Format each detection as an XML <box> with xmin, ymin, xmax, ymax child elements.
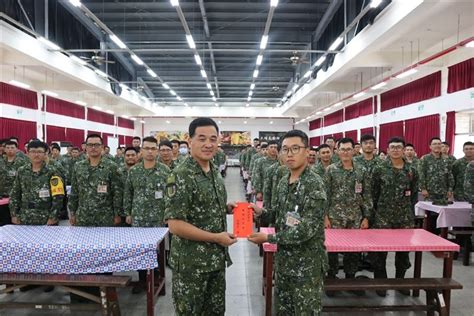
<box><xmin>0</xmin><ymin>225</ymin><xmax>168</xmax><ymax>274</ymax></box>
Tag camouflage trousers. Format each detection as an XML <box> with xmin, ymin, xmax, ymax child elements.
<box><xmin>172</xmin><ymin>269</ymin><xmax>225</xmax><ymax>316</ymax></box>
<box><xmin>327</xmin><ymin>218</ymin><xmax>361</xmax><ymax>277</ymax></box>
<box><xmin>17</xmin><ymin>209</ymin><xmax>50</xmax><ymax>225</ymax></box>
<box><xmin>275</xmin><ymin>272</ymin><xmax>324</xmax><ymax>316</ymax></box>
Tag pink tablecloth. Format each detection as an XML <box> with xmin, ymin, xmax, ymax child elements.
<box><xmin>261</xmin><ymin>227</ymin><xmax>277</xmax><ymax>252</ymax></box>
<box><xmin>415</xmin><ymin>201</ymin><xmax>472</xmax><ymax>228</ymax></box>
<box><xmin>0</xmin><ymin>198</ymin><xmax>9</xmax><ymax>206</ymax></box>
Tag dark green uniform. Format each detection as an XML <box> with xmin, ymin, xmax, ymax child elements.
<box><xmin>464</xmin><ymin>161</ymin><xmax>474</xmax><ymax>204</ymax></box>
<box><xmin>419</xmin><ymin>153</ymin><xmax>454</xmax><ymax>204</ymax></box>
<box><xmin>2</xmin><ymin>156</ymin><xmax>27</xmax><ymax>196</ymax></box>
<box><xmin>452</xmin><ymin>157</ymin><xmax>471</xmax><ymax>201</ymax></box>
<box><xmin>253</xmin><ymin>156</ymin><xmax>277</xmax><ymax>195</ymax></box>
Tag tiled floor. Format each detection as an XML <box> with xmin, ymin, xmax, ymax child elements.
<box><xmin>1</xmin><ymin>167</ymin><xmax>473</xmax><ymax>315</ymax></box>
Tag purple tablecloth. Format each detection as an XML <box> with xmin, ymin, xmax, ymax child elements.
<box><xmin>0</xmin><ymin>225</ymin><xmax>168</xmax><ymax>274</ymax></box>
<box><xmin>415</xmin><ymin>201</ymin><xmax>472</xmax><ymax>228</ymax></box>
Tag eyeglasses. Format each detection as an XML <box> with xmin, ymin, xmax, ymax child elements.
<box><xmin>142</xmin><ymin>147</ymin><xmax>158</xmax><ymax>151</ymax></box>
<box><xmin>389</xmin><ymin>145</ymin><xmax>404</xmax><ymax>151</ymax></box>
<box><xmin>28</xmin><ymin>150</ymin><xmax>46</xmax><ymax>155</ymax></box>
<box><xmin>338</xmin><ymin>148</ymin><xmax>353</xmax><ymax>153</ymax></box>
<box><xmin>86</xmin><ymin>143</ymin><xmax>102</xmax><ymax>148</ymax></box>
<box><xmin>159</xmin><ymin>148</ymin><xmax>172</xmax><ymax>152</ymax></box>
<box><xmin>281</xmin><ymin>145</ymin><xmax>306</xmax><ymax>155</ymax></box>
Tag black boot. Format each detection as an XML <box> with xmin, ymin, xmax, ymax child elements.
<box><xmin>374</xmin><ymin>269</ymin><xmax>387</xmax><ymax>297</ymax></box>
<box><xmin>395</xmin><ymin>270</ymin><xmax>410</xmax><ymax>296</ymax></box>
<box><xmin>346</xmin><ymin>274</ymin><xmax>365</xmax><ymax>296</ymax></box>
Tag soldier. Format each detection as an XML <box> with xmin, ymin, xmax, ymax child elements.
<box><xmin>170</xmin><ymin>139</ymin><xmax>181</xmax><ymax>162</ymax></box>
<box><xmin>371</xmin><ymin>137</ymin><xmax>419</xmax><ymax>297</ymax></box>
<box><xmin>2</xmin><ymin>141</ymin><xmax>27</xmax><ymax>197</ymax></box>
<box><xmin>249</xmin><ymin>129</ymin><xmax>327</xmax><ymax>315</ymax></box>
<box><xmin>132</xmin><ymin>136</ymin><xmax>141</xmax><ymax>151</ymax></box>
<box><xmin>213</xmin><ymin>144</ymin><xmax>227</xmax><ymax>177</ymax></box>
<box><xmin>324</xmin><ymin>138</ymin><xmax>371</xmax><ymax>296</ymax></box>
<box><xmin>452</xmin><ymin>141</ymin><xmax>474</xmax><ymax>201</ymax></box>
<box><xmin>115</xmin><ymin>146</ymin><xmax>124</xmax><ymax>165</ymax></box>
<box><xmin>253</xmin><ymin>140</ymin><xmax>279</xmax><ymax>201</ymax></box>
<box><xmin>10</xmin><ymin>140</ymin><xmax>65</xmax><ymax>225</ymax></box>
<box><xmin>101</xmin><ymin>146</ymin><xmax>114</xmax><ymax>161</ymax></box>
<box><xmin>311</xmin><ymin>144</ymin><xmax>332</xmax><ymax>178</ymax></box>
<box><xmin>68</xmin><ymin>134</ymin><xmax>122</xmax><ymax>227</ymax></box>
<box><xmin>308</xmin><ymin>147</ymin><xmax>318</xmax><ymax>166</ymax></box>
<box><xmin>0</xmin><ymin>139</ymin><xmax>6</xmax><ymax>159</ymax></box>
<box><xmin>158</xmin><ymin>140</ymin><xmax>178</xmax><ymax>170</ymax></box>
<box><xmin>354</xmin><ymin>134</ymin><xmax>383</xmax><ymax>178</ymax></box>
<box><xmin>118</xmin><ymin>147</ymin><xmax>139</xmax><ymax>225</ymax></box>
<box><xmin>46</xmin><ymin>144</ymin><xmax>68</xmax><ymax>187</ymax></box>
<box><xmin>9</xmin><ymin>137</ymin><xmax>28</xmax><ymax>161</ymax></box>
<box><xmin>62</xmin><ymin>147</ymin><xmax>81</xmax><ymax>185</ymax></box>
<box><xmin>164</xmin><ymin>117</ymin><xmax>236</xmax><ymax>315</ymax></box>
<box><xmin>353</xmin><ymin>142</ymin><xmax>361</xmax><ymax>156</ymax></box>
<box><xmin>262</xmin><ymin>152</ymin><xmax>287</xmax><ymax>225</ymax></box>
<box><xmin>441</xmin><ymin>141</ymin><xmax>457</xmax><ymax>165</ymax></box>
<box><xmin>178</xmin><ymin>141</ymin><xmax>190</xmax><ymax>160</ymax></box>
<box><xmin>404</xmin><ymin>143</ymin><xmax>420</xmax><ymax>169</ymax></box>
<box><xmin>419</xmin><ymin>137</ymin><xmax>454</xmax><ymax>204</ymax></box>
<box><xmin>49</xmin><ymin>143</ymin><xmax>62</xmax><ymax>162</ymax></box>
<box><xmin>243</xmin><ymin>138</ymin><xmax>260</xmax><ymax>171</ymax></box>
<box><xmin>249</xmin><ymin>143</ymin><xmax>267</xmax><ymax>178</ymax></box>
<box><xmin>464</xmin><ymin>161</ymin><xmax>474</xmax><ymax>204</ymax></box>
<box><xmin>326</xmin><ymin>136</ymin><xmax>340</xmax><ymax>164</ymax></box>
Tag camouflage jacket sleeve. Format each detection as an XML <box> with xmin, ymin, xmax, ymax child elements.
<box><xmin>371</xmin><ymin>165</ymin><xmax>381</xmax><ymax>218</ymax></box>
<box><xmin>418</xmin><ymin>157</ymin><xmax>427</xmax><ymax>191</ymax></box>
<box><xmin>361</xmin><ymin>172</ymin><xmax>373</xmax><ymax>219</ymax></box>
<box><xmin>253</xmin><ymin>159</ymin><xmax>264</xmax><ymax>194</ymax></box>
<box><xmin>8</xmin><ymin>170</ymin><xmax>21</xmax><ymax>217</ymax></box>
<box><xmin>67</xmin><ymin>164</ymin><xmax>79</xmax><ymax>216</ymax></box>
<box><xmin>164</xmin><ymin>172</ymin><xmax>191</xmax><ymax>221</ymax></box>
<box><xmin>323</xmin><ymin>169</ymin><xmax>332</xmax><ymax>217</ymax></box>
<box><xmin>410</xmin><ymin>166</ymin><xmax>420</xmax><ymax>208</ymax></box>
<box><xmin>262</xmin><ymin>166</ymin><xmax>274</xmax><ymax>209</ymax></box>
<box><xmin>464</xmin><ymin>162</ymin><xmax>474</xmax><ymax>203</ymax></box>
<box><xmin>447</xmin><ymin>163</ymin><xmax>455</xmax><ymax>192</ymax></box>
<box><xmin>123</xmin><ymin>171</ymin><xmax>133</xmax><ymax>217</ymax></box>
<box><xmin>110</xmin><ymin>164</ymin><xmax>123</xmax><ymax>216</ymax></box>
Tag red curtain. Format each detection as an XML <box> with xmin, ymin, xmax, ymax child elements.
<box><xmin>344</xmin><ymin>130</ymin><xmax>358</xmax><ymax>142</ymax></box>
<box><xmin>344</xmin><ymin>98</ymin><xmax>373</xmax><ymax>120</ymax></box>
<box><xmin>102</xmin><ymin>133</ymin><xmax>113</xmax><ymax>146</ymax></box>
<box><xmin>45</xmin><ymin>96</ymin><xmax>85</xmax><ymax>118</ymax></box>
<box><xmin>323</xmin><ymin>134</ymin><xmax>333</xmax><ymax>141</ymax></box>
<box><xmin>118</xmin><ymin>117</ymin><xmax>134</xmax><ymax>129</ymax></box>
<box><xmin>447</xmin><ymin>58</ymin><xmax>473</xmax><ymax>93</ymax></box>
<box><xmin>66</xmin><ymin>128</ymin><xmax>84</xmax><ymax>147</ymax></box>
<box><xmin>381</xmin><ymin>71</ymin><xmax>441</xmax><ymax>112</ymax></box>
<box><xmin>378</xmin><ymin>121</ymin><xmax>404</xmax><ymax>151</ymax></box>
<box><xmin>0</xmin><ymin>82</ymin><xmax>37</xmax><ymax>110</ymax></box>
<box><xmin>310</xmin><ymin>137</ymin><xmax>321</xmax><ymax>147</ymax></box>
<box><xmin>46</xmin><ymin>125</ymin><xmax>66</xmax><ymax>143</ymax></box>
<box><xmin>309</xmin><ymin>118</ymin><xmax>322</xmax><ymax>130</ymax></box>
<box><xmin>323</xmin><ymin>110</ymin><xmax>343</xmax><ymax>127</ymax></box>
<box><xmin>360</xmin><ymin>127</ymin><xmax>374</xmax><ymax>136</ymax></box>
<box><xmin>404</xmin><ymin>114</ymin><xmax>440</xmax><ymax>157</ymax></box>
<box><xmin>124</xmin><ymin>136</ymin><xmax>134</xmax><ymax>146</ymax></box>
<box><xmin>0</xmin><ymin>117</ymin><xmax>37</xmax><ymax>148</ymax></box>
<box><xmin>445</xmin><ymin>111</ymin><xmax>456</xmax><ymax>154</ymax></box>
<box><xmin>87</xmin><ymin>109</ymin><xmax>114</xmax><ymax>125</ymax></box>
<box><xmin>333</xmin><ymin>132</ymin><xmax>343</xmax><ymax>141</ymax></box>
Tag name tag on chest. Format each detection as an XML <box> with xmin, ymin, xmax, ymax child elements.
<box><xmin>97</xmin><ymin>184</ymin><xmax>108</xmax><ymax>193</ymax></box>
<box><xmin>155</xmin><ymin>191</ymin><xmax>163</xmax><ymax>199</ymax></box>
<box><xmin>39</xmin><ymin>189</ymin><xmax>50</xmax><ymax>198</ymax></box>
<box><xmin>8</xmin><ymin>170</ymin><xmax>16</xmax><ymax>177</ymax></box>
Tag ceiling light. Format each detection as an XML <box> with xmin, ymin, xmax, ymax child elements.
<box><xmin>184</xmin><ymin>103</ymin><xmax>189</xmax><ymax>107</ymax></box>
<box><xmin>95</xmin><ymin>69</ymin><xmax>108</xmax><ymax>78</ymax></box>
<box><xmin>92</xmin><ymin>106</ymin><xmax>103</xmax><ymax>111</ymax></box>
<box><xmin>186</xmin><ymin>35</ymin><xmax>196</xmax><ymax>49</ymax></box>
<box><xmin>170</xmin><ymin>0</ymin><xmax>179</xmax><ymax>7</ymax></box>
<box><xmin>131</xmin><ymin>54</ymin><xmax>144</xmax><ymax>65</ymax></box>
<box><xmin>170</xmin><ymin>90</ymin><xmax>176</xmax><ymax>96</ymax></box>
<box><xmin>246</xmin><ymin>103</ymin><xmax>250</xmax><ymax>107</ymax></box>
<box><xmin>140</xmin><ymin>120</ymin><xmax>146</xmax><ymax>124</ymax></box>
<box><xmin>244</xmin><ymin>121</ymin><xmax>247</xmax><ymax>124</ymax></box>
<box><xmin>253</xmin><ymin>70</ymin><xmax>259</xmax><ymax>78</ymax></box>
<box><xmin>316</xmin><ymin>111</ymin><xmax>322</xmax><ymax>115</ymax></box>
<box><xmin>215</xmin><ymin>103</ymin><xmax>219</xmax><ymax>107</ymax></box>
<box><xmin>8</xmin><ymin>80</ymin><xmax>30</xmax><ymax>89</ymax></box>
<box><xmin>177</xmin><ymin>96</ymin><xmax>182</xmax><ymax>101</ymax></box>
<box><xmin>332</xmin><ymin>102</ymin><xmax>343</xmax><ymax>108</ymax></box>
<box><xmin>370</xmin><ymin>0</ymin><xmax>382</xmax><ymax>8</ymax></box>
<box><xmin>206</xmin><ymin>83</ymin><xmax>212</xmax><ymax>89</ymax></box>
<box><xmin>353</xmin><ymin>91</ymin><xmax>366</xmax><ymax>99</ymax></box>
<box><xmin>194</xmin><ymin>54</ymin><xmax>202</xmax><ymax>65</ymax></box>
<box><xmin>314</xmin><ymin>56</ymin><xmax>326</xmax><ymax>67</ymax></box>
<box><xmin>218</xmin><ymin>120</ymin><xmax>222</xmax><ymax>124</ymax></box>
<box><xmin>69</xmin><ymin>0</ymin><xmax>81</xmax><ymax>7</ymax></box>
<box><xmin>147</xmin><ymin>69</ymin><xmax>157</xmax><ymax>78</ymax></box>
<box><xmin>119</xmin><ymin>83</ymin><xmax>129</xmax><ymax>91</ymax></box>
<box><xmin>371</xmin><ymin>81</ymin><xmax>387</xmax><ymax>90</ymax></box>
<box><xmin>130</xmin><ymin>117</ymin><xmax>137</xmax><ymax>121</ymax></box>
<box><xmin>247</xmin><ymin>97</ymin><xmax>251</xmax><ymax>102</ymax></box>
<box><xmin>38</xmin><ymin>37</ymin><xmax>60</xmax><ymax>50</ymax></box>
<box><xmin>166</xmin><ymin>120</ymin><xmax>171</xmax><ymax>124</ymax></box>
<box><xmin>200</xmin><ymin>70</ymin><xmax>207</xmax><ymax>78</ymax></box>
<box><xmin>106</xmin><ymin>110</ymin><xmax>114</xmax><ymax>114</ymax></box>
<box><xmin>256</xmin><ymin>54</ymin><xmax>263</xmax><ymax>65</ymax></box>
<box><xmin>210</xmin><ymin>90</ymin><xmax>215</xmax><ymax>96</ymax></box>
<box><xmin>282</xmin><ymin>97</ymin><xmax>287</xmax><ymax>101</ymax></box>
<box><xmin>396</xmin><ymin>68</ymin><xmax>418</xmax><ymax>79</ymax></box>
<box><xmin>292</xmin><ymin>85</ymin><xmax>299</xmax><ymax>92</ymax></box>
<box><xmin>41</xmin><ymin>90</ymin><xmax>58</xmax><ymax>97</ymax></box>
<box><xmin>75</xmin><ymin>100</ymin><xmax>87</xmax><ymax>106</ymax></box>
<box><xmin>286</xmin><ymin>91</ymin><xmax>292</xmax><ymax>97</ymax></box>
<box><xmin>249</xmin><ymin>91</ymin><xmax>253</xmax><ymax>97</ymax></box>
<box><xmin>250</xmin><ymin>83</ymin><xmax>255</xmax><ymax>90</ymax></box>
<box><xmin>270</xmin><ymin>121</ymin><xmax>274</xmax><ymax>124</ymax></box>
<box><xmin>329</xmin><ymin>37</ymin><xmax>343</xmax><ymax>51</ymax></box>
<box><xmin>260</xmin><ymin>35</ymin><xmax>268</xmax><ymax>49</ymax></box>
<box><xmin>465</xmin><ymin>40</ymin><xmax>474</xmax><ymax>48</ymax></box>
<box><xmin>162</xmin><ymin>83</ymin><xmax>170</xmax><ymax>89</ymax></box>
<box><xmin>323</xmin><ymin>107</ymin><xmax>331</xmax><ymax>112</ymax></box>
<box><xmin>303</xmin><ymin>70</ymin><xmax>311</xmax><ymax>78</ymax></box>
<box><xmin>212</xmin><ymin>96</ymin><xmax>217</xmax><ymax>101</ymax></box>
<box><xmin>70</xmin><ymin>55</ymin><xmax>87</xmax><ymax>65</ymax></box>
<box><xmin>270</xmin><ymin>0</ymin><xmax>279</xmax><ymax>7</ymax></box>
<box><xmin>109</xmin><ymin>34</ymin><xmax>126</xmax><ymax>49</ymax></box>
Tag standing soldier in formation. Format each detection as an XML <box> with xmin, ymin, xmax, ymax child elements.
<box><xmin>2</xmin><ymin>141</ymin><xmax>27</xmax><ymax>197</ymax></box>
<box><xmin>311</xmin><ymin>144</ymin><xmax>332</xmax><ymax>178</ymax></box>
<box><xmin>464</xmin><ymin>161</ymin><xmax>474</xmax><ymax>204</ymax></box>
<box><xmin>354</xmin><ymin>134</ymin><xmax>382</xmax><ymax>180</ymax></box>
<box><xmin>404</xmin><ymin>143</ymin><xmax>419</xmax><ymax>169</ymax></box>
<box><xmin>371</xmin><ymin>137</ymin><xmax>419</xmax><ymax>297</ymax></box>
<box><xmin>242</xmin><ymin>138</ymin><xmax>260</xmax><ymax>171</ymax></box>
<box><xmin>68</xmin><ymin>134</ymin><xmax>122</xmax><ymax>227</ymax></box>
<box><xmin>452</xmin><ymin>141</ymin><xmax>474</xmax><ymax>201</ymax></box>
<box><xmin>261</xmin><ymin>152</ymin><xmax>287</xmax><ymax>226</ymax></box>
<box><xmin>158</xmin><ymin>140</ymin><xmax>178</xmax><ymax>170</ymax></box>
<box><xmin>170</xmin><ymin>139</ymin><xmax>181</xmax><ymax>162</ymax></box>
<box><xmin>441</xmin><ymin>141</ymin><xmax>457</xmax><ymax>165</ymax></box>
<box><xmin>419</xmin><ymin>137</ymin><xmax>454</xmax><ymax>205</ymax></box>
<box><xmin>249</xmin><ymin>129</ymin><xmax>327</xmax><ymax>315</ymax></box>
<box><xmin>252</xmin><ymin>140</ymin><xmax>279</xmax><ymax>202</ymax></box>
<box><xmin>118</xmin><ymin>147</ymin><xmax>139</xmax><ymax>225</ymax></box>
<box><xmin>213</xmin><ymin>144</ymin><xmax>227</xmax><ymax>177</ymax></box>
<box><xmin>307</xmin><ymin>147</ymin><xmax>318</xmax><ymax>166</ymax></box>
<box><xmin>164</xmin><ymin>118</ymin><xmax>236</xmax><ymax>315</ymax></box>
<box><xmin>178</xmin><ymin>141</ymin><xmax>190</xmax><ymax>162</ymax></box>
<box><xmin>324</xmin><ymin>138</ymin><xmax>371</xmax><ymax>296</ymax></box>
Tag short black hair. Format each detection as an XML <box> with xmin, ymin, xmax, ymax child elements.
<box><xmin>318</xmin><ymin>144</ymin><xmax>331</xmax><ymax>151</ymax></box>
<box><xmin>463</xmin><ymin>141</ymin><xmax>474</xmax><ymax>148</ymax></box>
<box><xmin>124</xmin><ymin>147</ymin><xmax>139</xmax><ymax>154</ymax></box>
<box><xmin>379</xmin><ymin>151</ymin><xmax>387</xmax><ymax>155</ymax></box>
<box><xmin>179</xmin><ymin>141</ymin><xmax>189</xmax><ymax>147</ymax></box>
<box><xmin>325</xmin><ymin>136</ymin><xmax>335</xmax><ymax>142</ymax></box>
<box><xmin>253</xmin><ymin>138</ymin><xmax>260</xmax><ymax>142</ymax></box>
<box><xmin>430</xmin><ymin>137</ymin><xmax>441</xmax><ymax>144</ymax></box>
<box><xmin>442</xmin><ymin>141</ymin><xmax>450</xmax><ymax>146</ymax></box>
<box><xmin>260</xmin><ymin>144</ymin><xmax>268</xmax><ymax>149</ymax></box>
<box><xmin>354</xmin><ymin>142</ymin><xmax>361</xmax><ymax>146</ymax></box>
<box><xmin>267</xmin><ymin>140</ymin><xmax>279</xmax><ymax>147</ymax></box>
<box><xmin>143</xmin><ymin>136</ymin><xmax>158</xmax><ymax>144</ymax></box>
<box><xmin>309</xmin><ymin>147</ymin><xmax>318</xmax><ymax>152</ymax></box>
<box><xmin>132</xmin><ymin>136</ymin><xmax>141</xmax><ymax>141</ymax></box>
<box><xmin>338</xmin><ymin>137</ymin><xmax>355</xmax><ymax>148</ymax></box>
<box><xmin>9</xmin><ymin>137</ymin><xmax>19</xmax><ymax>143</ymax></box>
<box><xmin>189</xmin><ymin>117</ymin><xmax>219</xmax><ymax>138</ymax></box>
<box><xmin>388</xmin><ymin>137</ymin><xmax>405</xmax><ymax>147</ymax></box>
<box><xmin>27</xmin><ymin>140</ymin><xmax>48</xmax><ymax>152</ymax></box>
<box><xmin>159</xmin><ymin>140</ymin><xmax>173</xmax><ymax>149</ymax></box>
<box><xmin>0</xmin><ymin>139</ymin><xmax>7</xmax><ymax>145</ymax></box>
<box><xmin>51</xmin><ymin>144</ymin><xmax>61</xmax><ymax>151</ymax></box>
<box><xmin>405</xmin><ymin>143</ymin><xmax>415</xmax><ymax>149</ymax></box>
<box><xmin>360</xmin><ymin>134</ymin><xmax>376</xmax><ymax>143</ymax></box>
<box><xmin>71</xmin><ymin>147</ymin><xmax>80</xmax><ymax>152</ymax></box>
<box><xmin>281</xmin><ymin>130</ymin><xmax>309</xmax><ymax>148</ymax></box>
<box><xmin>5</xmin><ymin>140</ymin><xmax>18</xmax><ymax>147</ymax></box>
<box><xmin>86</xmin><ymin>134</ymin><xmax>103</xmax><ymax>143</ymax></box>
<box><xmin>104</xmin><ymin>146</ymin><xmax>110</xmax><ymax>150</ymax></box>
<box><xmin>170</xmin><ymin>139</ymin><xmax>181</xmax><ymax>145</ymax></box>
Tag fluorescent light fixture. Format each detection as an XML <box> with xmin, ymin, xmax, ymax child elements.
<box><xmin>110</xmin><ymin>34</ymin><xmax>126</xmax><ymax>49</ymax></box>
<box><xmin>121</xmin><ymin>115</ymin><xmax>130</xmax><ymax>119</ymax></box>
<box><xmin>247</xmin><ymin>97</ymin><xmax>251</xmax><ymax>102</ymax></box>
<box><xmin>260</xmin><ymin>35</ymin><xmax>268</xmax><ymax>49</ymax></box>
<box><xmin>38</xmin><ymin>37</ymin><xmax>60</xmax><ymax>50</ymax></box>
<box><xmin>75</xmin><ymin>100</ymin><xmax>87</xmax><ymax>106</ymax></box>
<box><xmin>166</xmin><ymin>120</ymin><xmax>171</xmax><ymax>124</ymax></box>
<box><xmin>194</xmin><ymin>54</ymin><xmax>202</xmax><ymax>65</ymax></box>
<box><xmin>314</xmin><ymin>56</ymin><xmax>326</xmax><ymax>67</ymax></box>
<box><xmin>210</xmin><ymin>90</ymin><xmax>215</xmax><ymax>96</ymax></box>
<box><xmin>206</xmin><ymin>83</ymin><xmax>212</xmax><ymax>89</ymax></box>
<box><xmin>316</xmin><ymin>111</ymin><xmax>322</xmax><ymax>115</ymax></box>
<box><xmin>186</xmin><ymin>35</ymin><xmax>196</xmax><ymax>49</ymax></box>
<box><xmin>184</xmin><ymin>103</ymin><xmax>189</xmax><ymax>107</ymax></box>
<box><xmin>246</xmin><ymin>103</ymin><xmax>250</xmax><ymax>107</ymax></box>
<box><xmin>303</xmin><ymin>70</ymin><xmax>311</xmax><ymax>78</ymax></box>
<box><xmin>371</xmin><ymin>81</ymin><xmax>387</xmax><ymax>90</ymax></box>
<box><xmin>92</xmin><ymin>106</ymin><xmax>102</xmax><ymax>111</ymax></box>
<box><xmin>8</xmin><ymin>80</ymin><xmax>30</xmax><ymax>89</ymax></box>
<box><xmin>243</xmin><ymin>121</ymin><xmax>247</xmax><ymax>124</ymax></box>
<box><xmin>170</xmin><ymin>90</ymin><xmax>176</xmax><ymax>96</ymax></box>
<box><xmin>256</xmin><ymin>54</ymin><xmax>263</xmax><ymax>65</ymax></box>
<box><xmin>69</xmin><ymin>0</ymin><xmax>81</xmax><ymax>7</ymax></box>
<box><xmin>212</xmin><ymin>96</ymin><xmax>217</xmax><ymax>101</ymax></box>
<box><xmin>200</xmin><ymin>70</ymin><xmax>207</xmax><ymax>78</ymax></box>
<box><xmin>395</xmin><ymin>68</ymin><xmax>418</xmax><ymax>79</ymax></box>
<box><xmin>323</xmin><ymin>107</ymin><xmax>331</xmax><ymax>112</ymax></box>
<box><xmin>329</xmin><ymin>37</ymin><xmax>343</xmax><ymax>51</ymax></box>
<box><xmin>95</xmin><ymin>69</ymin><xmax>108</xmax><ymax>78</ymax></box>
<box><xmin>465</xmin><ymin>40</ymin><xmax>474</xmax><ymax>48</ymax></box>
<box><xmin>147</xmin><ymin>69</ymin><xmax>157</xmax><ymax>77</ymax></box>
<box><xmin>270</xmin><ymin>121</ymin><xmax>274</xmax><ymax>124</ymax></box>
<box><xmin>253</xmin><ymin>70</ymin><xmax>259</xmax><ymax>78</ymax></box>
<box><xmin>218</xmin><ymin>120</ymin><xmax>222</xmax><ymax>124</ymax></box>
<box><xmin>140</xmin><ymin>120</ymin><xmax>146</xmax><ymax>124</ymax></box>
<box><xmin>332</xmin><ymin>102</ymin><xmax>343</xmax><ymax>108</ymax></box>
<box><xmin>176</xmin><ymin>96</ymin><xmax>182</xmax><ymax>101</ymax></box>
<box><xmin>131</xmin><ymin>54</ymin><xmax>144</xmax><ymax>65</ymax></box>
<box><xmin>130</xmin><ymin>117</ymin><xmax>137</xmax><ymax>121</ymax></box>
<box><xmin>250</xmin><ymin>83</ymin><xmax>255</xmax><ymax>90</ymax></box>
<box><xmin>292</xmin><ymin>85</ymin><xmax>299</xmax><ymax>92</ymax></box>
<box><xmin>270</xmin><ymin>0</ymin><xmax>279</xmax><ymax>7</ymax></box>
<box><xmin>106</xmin><ymin>110</ymin><xmax>114</xmax><ymax>114</ymax></box>
<box><xmin>249</xmin><ymin>91</ymin><xmax>253</xmax><ymax>96</ymax></box>
<box><xmin>162</xmin><ymin>83</ymin><xmax>170</xmax><ymax>89</ymax></box>
<box><xmin>119</xmin><ymin>83</ymin><xmax>129</xmax><ymax>91</ymax></box>
<box><xmin>286</xmin><ymin>91</ymin><xmax>292</xmax><ymax>97</ymax></box>
<box><xmin>41</xmin><ymin>90</ymin><xmax>58</xmax><ymax>97</ymax></box>
<box><xmin>170</xmin><ymin>0</ymin><xmax>179</xmax><ymax>7</ymax></box>
<box><xmin>353</xmin><ymin>91</ymin><xmax>366</xmax><ymax>99</ymax></box>
<box><xmin>370</xmin><ymin>0</ymin><xmax>382</xmax><ymax>8</ymax></box>
<box><xmin>70</xmin><ymin>55</ymin><xmax>87</xmax><ymax>65</ymax></box>
<box><xmin>215</xmin><ymin>103</ymin><xmax>219</xmax><ymax>107</ymax></box>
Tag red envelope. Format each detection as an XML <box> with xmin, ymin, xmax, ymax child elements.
<box><xmin>233</xmin><ymin>202</ymin><xmax>254</xmax><ymax>238</ymax></box>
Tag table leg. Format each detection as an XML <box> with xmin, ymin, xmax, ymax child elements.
<box><xmin>264</xmin><ymin>252</ymin><xmax>273</xmax><ymax>316</ymax></box>
<box><xmin>158</xmin><ymin>239</ymin><xmax>166</xmax><ymax>296</ymax></box>
<box><xmin>146</xmin><ymin>269</ymin><xmax>155</xmax><ymax>316</ymax></box>
<box><xmin>262</xmin><ymin>251</ymin><xmax>267</xmax><ymax>296</ymax></box>
<box><xmin>423</xmin><ymin>214</ymin><xmax>429</xmax><ymax>231</ymax></box>
<box><xmin>442</xmin><ymin>252</ymin><xmax>454</xmax><ymax>316</ymax></box>
<box><xmin>440</xmin><ymin>228</ymin><xmax>448</xmax><ymax>239</ymax></box>
<box><xmin>413</xmin><ymin>251</ymin><xmax>422</xmax><ymax>297</ymax></box>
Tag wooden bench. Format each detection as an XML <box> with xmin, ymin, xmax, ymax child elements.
<box><xmin>324</xmin><ymin>277</ymin><xmax>463</xmax><ymax>316</ymax></box>
<box><xmin>448</xmin><ymin>229</ymin><xmax>473</xmax><ymax>266</ymax></box>
<box><xmin>0</xmin><ymin>273</ymin><xmax>131</xmax><ymax>316</ymax></box>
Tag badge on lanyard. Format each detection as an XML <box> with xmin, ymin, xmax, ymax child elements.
<box><xmin>355</xmin><ymin>181</ymin><xmax>362</xmax><ymax>194</ymax></box>
<box><xmin>8</xmin><ymin>170</ymin><xmax>16</xmax><ymax>177</ymax></box>
<box><xmin>39</xmin><ymin>187</ymin><xmax>50</xmax><ymax>198</ymax></box>
<box><xmin>285</xmin><ymin>211</ymin><xmax>301</xmax><ymax>227</ymax></box>
<box><xmin>404</xmin><ymin>190</ymin><xmax>411</xmax><ymax>197</ymax></box>
<box><xmin>155</xmin><ymin>191</ymin><xmax>163</xmax><ymax>199</ymax></box>
<box><xmin>97</xmin><ymin>182</ymin><xmax>108</xmax><ymax>193</ymax></box>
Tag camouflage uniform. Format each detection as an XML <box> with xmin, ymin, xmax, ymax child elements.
<box><xmin>123</xmin><ymin>161</ymin><xmax>170</xmax><ymax>227</ymax></box>
<box><xmin>464</xmin><ymin>161</ymin><xmax>474</xmax><ymax>204</ymax></box>
<box><xmin>266</xmin><ymin>166</ymin><xmax>327</xmax><ymax>315</ymax></box>
<box><xmin>102</xmin><ymin>153</ymin><xmax>115</xmax><ymax>161</ymax></box>
<box><xmin>164</xmin><ymin>156</ymin><xmax>231</xmax><ymax>316</ymax></box>
<box><xmin>419</xmin><ymin>154</ymin><xmax>454</xmax><ymax>204</ymax></box>
<box><xmin>68</xmin><ymin>158</ymin><xmax>123</xmax><ymax>226</ymax></box>
<box><xmin>370</xmin><ymin>159</ymin><xmax>419</xmax><ymax>277</ymax></box>
<box><xmin>243</xmin><ymin>147</ymin><xmax>256</xmax><ymax>170</ymax></box>
<box><xmin>311</xmin><ymin>161</ymin><xmax>328</xmax><ymax>178</ymax></box>
<box><xmin>248</xmin><ymin>152</ymin><xmax>263</xmax><ymax>177</ymax></box>
<box><xmin>325</xmin><ymin>161</ymin><xmax>372</xmax><ymax>277</ymax></box>
<box><xmin>2</xmin><ymin>156</ymin><xmax>27</xmax><ymax>197</ymax></box>
<box><xmin>452</xmin><ymin>157</ymin><xmax>471</xmax><ymax>201</ymax></box>
<box><xmin>213</xmin><ymin>151</ymin><xmax>226</xmax><ymax>167</ymax></box>
<box><xmin>47</xmin><ymin>158</ymin><xmax>67</xmax><ymax>185</ymax></box>
<box><xmin>253</xmin><ymin>156</ymin><xmax>277</xmax><ymax>196</ymax></box>
<box><xmin>9</xmin><ymin>163</ymin><xmax>65</xmax><ymax>225</ymax></box>
<box><xmin>0</xmin><ymin>158</ymin><xmax>6</xmax><ymax>197</ymax></box>
<box><xmin>353</xmin><ymin>154</ymin><xmax>383</xmax><ymax>179</ymax></box>
<box><xmin>158</xmin><ymin>158</ymin><xmax>178</xmax><ymax>170</ymax></box>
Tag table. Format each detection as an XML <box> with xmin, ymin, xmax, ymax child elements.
<box><xmin>261</xmin><ymin>228</ymin><xmax>460</xmax><ymax>316</ymax></box>
<box><xmin>0</xmin><ymin>225</ymin><xmax>168</xmax><ymax>316</ymax></box>
<box><xmin>415</xmin><ymin>201</ymin><xmax>472</xmax><ymax>237</ymax></box>
<box><xmin>0</xmin><ymin>198</ymin><xmax>9</xmax><ymax>206</ymax></box>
